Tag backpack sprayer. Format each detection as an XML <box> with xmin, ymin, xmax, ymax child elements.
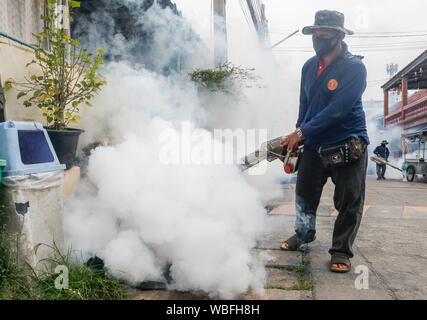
<box><xmin>370</xmin><ymin>155</ymin><xmax>402</xmax><ymax>172</ymax></box>
<box><xmin>239</xmin><ymin>136</ymin><xmax>303</xmax><ymax>173</ymax></box>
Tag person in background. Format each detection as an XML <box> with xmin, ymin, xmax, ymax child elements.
<box><xmin>374</xmin><ymin>140</ymin><xmax>390</xmax><ymax>180</ymax></box>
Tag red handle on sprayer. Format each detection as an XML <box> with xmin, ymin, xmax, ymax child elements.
<box><xmin>284</xmin><ymin>164</ymin><xmax>293</xmax><ymax>174</ymax></box>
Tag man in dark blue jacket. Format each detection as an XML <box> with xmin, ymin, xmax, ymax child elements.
<box><xmin>280</xmin><ymin>10</ymin><xmax>369</xmax><ymax>273</ymax></box>
<box><xmin>374</xmin><ymin>140</ymin><xmax>390</xmax><ymax>180</ymax></box>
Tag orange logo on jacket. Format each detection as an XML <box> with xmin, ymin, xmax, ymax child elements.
<box><xmin>328</xmin><ymin>79</ymin><xmax>338</xmax><ymax>91</ymax></box>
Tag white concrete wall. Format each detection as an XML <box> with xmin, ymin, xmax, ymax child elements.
<box><xmin>0</xmin><ymin>0</ymin><xmax>85</xmax><ymax>129</ymax></box>
<box><xmin>0</xmin><ymin>36</ymin><xmax>46</xmax><ymax>124</ymax></box>
<box><xmin>0</xmin><ymin>36</ymin><xmax>85</xmax><ymax>130</ymax></box>
<box><xmin>0</xmin><ymin>0</ymin><xmax>45</xmax><ymax>45</ymax></box>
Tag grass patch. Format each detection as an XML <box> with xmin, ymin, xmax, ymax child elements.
<box><xmin>0</xmin><ymin>206</ymin><xmax>127</xmax><ymax>300</ymax></box>
<box><xmin>265</xmin><ymin>261</ymin><xmax>312</xmax><ymax>291</ymax></box>
<box><xmin>30</xmin><ymin>248</ymin><xmax>127</xmax><ymax>300</ymax></box>
<box><xmin>265</xmin><ymin>284</ymin><xmax>287</xmax><ymax>290</ymax></box>
<box><xmin>285</xmin><ymin>261</ymin><xmax>312</xmax><ymax>291</ymax></box>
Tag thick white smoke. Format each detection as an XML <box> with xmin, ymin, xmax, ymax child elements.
<box><xmin>63</xmin><ymin>2</ymin><xmax>292</xmax><ymax>299</ymax></box>
<box><xmin>65</xmin><ymin>0</ymin><xmax>413</xmax><ymax>299</ymax></box>
<box><xmin>66</xmin><ymin>116</ymin><xmax>268</xmax><ymax>298</ymax></box>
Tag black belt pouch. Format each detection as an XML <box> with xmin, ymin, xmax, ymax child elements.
<box><xmin>317</xmin><ymin>137</ymin><xmax>367</xmax><ymax>168</ymax></box>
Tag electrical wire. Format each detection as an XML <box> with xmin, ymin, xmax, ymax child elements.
<box><xmin>268</xmin><ymin>29</ymin><xmax>427</xmax><ymax>38</ymax></box>
<box><xmin>248</xmin><ymin>0</ymin><xmax>257</xmax><ymax>23</ymax></box>
<box><xmin>356</xmin><ymin>30</ymin><xmax>427</xmax><ymax>34</ymax></box>
<box><xmin>273</xmin><ymin>47</ymin><xmax>427</xmax><ymax>53</ymax></box>
<box><xmin>250</xmin><ymin>0</ymin><xmax>260</xmax><ymax>28</ymax></box>
<box><xmin>253</xmin><ymin>0</ymin><xmax>262</xmax><ymax>23</ymax></box>
<box><xmin>268</xmin><ymin>33</ymin><xmax>427</xmax><ymax>39</ymax></box>
<box><xmin>350</xmin><ymin>34</ymin><xmax>427</xmax><ymax>38</ymax></box>
<box><xmin>285</xmin><ymin>44</ymin><xmax>427</xmax><ymax>51</ymax></box>
<box><xmin>268</xmin><ymin>28</ymin><xmax>427</xmax><ymax>35</ymax></box>
<box><xmin>368</xmin><ymin>78</ymin><xmax>391</xmax><ymax>83</ymax></box>
<box><xmin>239</xmin><ymin>0</ymin><xmax>256</xmax><ymax>34</ymax></box>
<box><xmin>239</xmin><ymin>0</ymin><xmax>250</xmax><ymax>28</ymax></box>
<box><xmin>272</xmin><ymin>40</ymin><xmax>427</xmax><ymax>51</ymax></box>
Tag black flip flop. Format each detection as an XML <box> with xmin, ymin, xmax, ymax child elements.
<box><xmin>330</xmin><ymin>255</ymin><xmax>351</xmax><ymax>273</ymax></box>
<box><xmin>280</xmin><ymin>234</ymin><xmax>316</xmax><ymax>251</ymax></box>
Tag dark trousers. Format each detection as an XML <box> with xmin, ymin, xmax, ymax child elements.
<box><xmin>376</xmin><ymin>163</ymin><xmax>386</xmax><ymax>179</ymax></box>
<box><xmin>294</xmin><ymin>147</ymin><xmax>368</xmax><ymax>258</ymax></box>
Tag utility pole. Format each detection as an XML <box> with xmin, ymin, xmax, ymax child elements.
<box><xmin>213</xmin><ymin>0</ymin><xmax>227</xmax><ymax>66</ymax></box>
<box><xmin>386</xmin><ymin>63</ymin><xmax>400</xmax><ymax>107</ymax></box>
<box><xmin>246</xmin><ymin>0</ymin><xmax>259</xmax><ymax>34</ymax></box>
<box><xmin>260</xmin><ymin>3</ymin><xmax>269</xmax><ymax>45</ymax></box>
<box><xmin>246</xmin><ymin>0</ymin><xmax>268</xmax><ymax>47</ymax></box>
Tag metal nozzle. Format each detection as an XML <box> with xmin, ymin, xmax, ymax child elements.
<box><xmin>239</xmin><ymin>136</ymin><xmax>287</xmax><ymax>171</ymax></box>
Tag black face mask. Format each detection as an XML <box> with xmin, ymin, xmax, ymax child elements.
<box><xmin>313</xmin><ymin>36</ymin><xmax>338</xmax><ymax>58</ymax></box>
<box><xmin>381</xmin><ymin>144</ymin><xmax>386</xmax><ymax>147</ymax></box>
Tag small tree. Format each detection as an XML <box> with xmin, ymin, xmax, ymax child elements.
<box><xmin>3</xmin><ymin>0</ymin><xmax>106</xmax><ymax>130</ymax></box>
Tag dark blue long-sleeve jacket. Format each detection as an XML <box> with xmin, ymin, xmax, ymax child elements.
<box><xmin>297</xmin><ymin>42</ymin><xmax>370</xmax><ymax>150</ymax></box>
<box><xmin>374</xmin><ymin>146</ymin><xmax>389</xmax><ymax>159</ymax></box>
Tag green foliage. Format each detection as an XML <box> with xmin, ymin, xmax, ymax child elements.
<box><xmin>264</xmin><ymin>261</ymin><xmax>312</xmax><ymax>291</ymax></box>
<box><xmin>0</xmin><ymin>205</ymin><xmax>126</xmax><ymax>300</ymax></box>
<box><xmin>0</xmin><ymin>205</ymin><xmax>33</xmax><ymax>299</ymax></box>
<box><xmin>285</xmin><ymin>260</ymin><xmax>312</xmax><ymax>291</ymax></box>
<box><xmin>3</xmin><ymin>0</ymin><xmax>106</xmax><ymax>130</ymax></box>
<box><xmin>0</xmin><ymin>241</ymin><xmax>126</xmax><ymax>300</ymax></box>
<box><xmin>189</xmin><ymin>62</ymin><xmax>260</xmax><ymax>94</ymax></box>
<box><xmin>28</xmin><ymin>247</ymin><xmax>127</xmax><ymax>300</ymax></box>
<box><xmin>69</xmin><ymin>0</ymin><xmax>81</xmax><ymax>8</ymax></box>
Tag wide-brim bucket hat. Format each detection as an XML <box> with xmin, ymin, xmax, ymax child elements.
<box><xmin>302</xmin><ymin>10</ymin><xmax>354</xmax><ymax>35</ymax></box>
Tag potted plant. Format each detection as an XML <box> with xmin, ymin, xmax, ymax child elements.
<box><xmin>3</xmin><ymin>0</ymin><xmax>106</xmax><ymax>169</ymax></box>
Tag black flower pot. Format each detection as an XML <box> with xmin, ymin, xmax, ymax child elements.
<box><xmin>46</xmin><ymin>128</ymin><xmax>84</xmax><ymax>170</ymax></box>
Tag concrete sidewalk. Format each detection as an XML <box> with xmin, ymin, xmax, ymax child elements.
<box><xmin>128</xmin><ymin>176</ymin><xmax>427</xmax><ymax>300</ymax></box>
<box><xmin>272</xmin><ymin>176</ymin><xmax>427</xmax><ymax>300</ymax></box>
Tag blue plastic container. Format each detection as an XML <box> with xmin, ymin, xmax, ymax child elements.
<box><xmin>0</xmin><ymin>159</ymin><xmax>5</xmax><ymax>183</ymax></box>
<box><xmin>0</xmin><ymin>121</ymin><xmax>65</xmax><ymax>177</ymax></box>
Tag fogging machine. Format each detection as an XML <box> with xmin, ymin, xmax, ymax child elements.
<box><xmin>240</xmin><ymin>136</ymin><xmax>303</xmax><ymax>174</ymax></box>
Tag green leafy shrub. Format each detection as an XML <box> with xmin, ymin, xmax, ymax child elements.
<box><xmin>189</xmin><ymin>62</ymin><xmax>259</xmax><ymax>94</ymax></box>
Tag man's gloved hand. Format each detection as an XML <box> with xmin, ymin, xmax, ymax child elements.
<box><xmin>281</xmin><ymin>127</ymin><xmax>304</xmax><ymax>152</ymax></box>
